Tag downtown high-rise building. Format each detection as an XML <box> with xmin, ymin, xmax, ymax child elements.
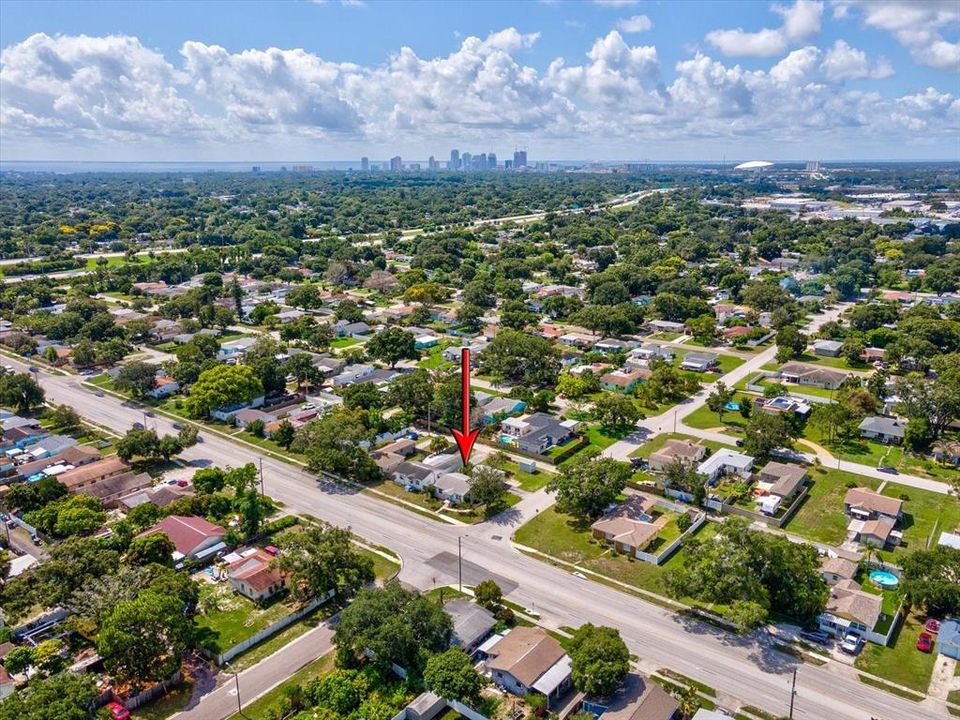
<box><xmin>513</xmin><ymin>150</ymin><xmax>527</xmax><ymax>168</ymax></box>
<box><xmin>461</xmin><ymin>152</ymin><xmax>472</xmax><ymax>169</ymax></box>
<box><xmin>449</xmin><ymin>149</ymin><xmax>460</xmax><ymax>170</ymax></box>
<box><xmin>360</xmin><ymin>157</ymin><xmax>369</xmax><ymax>171</ymax></box>
<box><xmin>487</xmin><ymin>153</ymin><xmax>497</xmax><ymax>169</ymax></box>
<box><xmin>389</xmin><ymin>156</ymin><xmax>402</xmax><ymax>171</ymax></box>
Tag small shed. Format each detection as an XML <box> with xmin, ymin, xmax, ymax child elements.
<box><xmin>518</xmin><ymin>458</ymin><xmax>537</xmax><ymax>474</ymax></box>
<box><xmin>939</xmin><ymin>618</ymin><xmax>960</xmax><ymax>660</ymax></box>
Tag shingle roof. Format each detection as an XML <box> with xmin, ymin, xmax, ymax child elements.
<box><xmin>825</xmin><ymin>581</ymin><xmax>882</xmax><ymax>630</ymax></box>
<box><xmin>844</xmin><ymin>487</ymin><xmax>903</xmax><ymax>517</ymax></box>
<box><xmin>486</xmin><ymin>626</ymin><xmax>567</xmax><ymax>687</ymax></box>
<box><xmin>138</xmin><ymin>514</ymin><xmax>225</xmax><ymax>556</ymax></box>
<box><xmin>56</xmin><ymin>457</ymin><xmax>130</xmax><ymax>489</ymax></box>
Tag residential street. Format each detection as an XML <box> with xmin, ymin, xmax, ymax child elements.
<box><xmin>22</xmin><ymin>354</ymin><xmax>952</xmax><ymax>720</ymax></box>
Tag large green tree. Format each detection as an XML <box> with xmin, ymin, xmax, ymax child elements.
<box><xmin>547</xmin><ymin>454</ymin><xmax>631</xmax><ymax>520</ymax></box>
<box><xmin>366</xmin><ymin>326</ymin><xmax>417</xmax><ymax>368</ymax></box>
<box><xmin>333</xmin><ymin>583</ymin><xmax>452</xmax><ymax>678</ymax></box>
<box><xmin>184</xmin><ymin>363</ymin><xmax>264</xmax><ymax>417</ymax></box>
<box><xmin>113</xmin><ymin>360</ymin><xmax>159</xmax><ymax>396</ymax></box>
<box><xmin>423</xmin><ymin>648</ymin><xmax>486</xmax><ymax>705</ymax></box>
<box><xmin>568</xmin><ymin>624</ymin><xmax>630</xmax><ymax>698</ymax></box>
<box><xmin>98</xmin><ymin>589</ymin><xmax>194</xmax><ymax>688</ymax></box>
<box><xmin>481</xmin><ymin>328</ymin><xmax>560</xmax><ymax>387</ymax></box>
<box><xmin>0</xmin><ymin>672</ymin><xmax>98</xmax><ymax>720</ymax></box>
<box><xmin>275</xmin><ymin>523</ymin><xmax>375</xmax><ymax>601</ymax></box>
<box><xmin>0</xmin><ymin>372</ymin><xmax>45</xmax><ymax>413</ymax></box>
<box><xmin>900</xmin><ymin>546</ymin><xmax>960</xmax><ymax>617</ymax></box>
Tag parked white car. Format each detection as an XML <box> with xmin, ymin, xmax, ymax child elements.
<box><xmin>840</xmin><ymin>632</ymin><xmax>863</xmax><ymax>655</ymax></box>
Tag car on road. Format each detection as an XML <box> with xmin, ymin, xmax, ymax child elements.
<box><xmin>172</xmin><ymin>422</ymin><xmax>182</xmax><ymax>430</ymax></box>
<box><xmin>94</xmin><ymin>391</ymin><xmax>104</xmax><ymax>397</ymax></box>
<box><xmin>924</xmin><ymin>618</ymin><xmax>941</xmax><ymax>634</ymax></box>
<box><xmin>916</xmin><ymin>632</ymin><xmax>934</xmax><ymax>653</ymax></box>
<box><xmin>840</xmin><ymin>632</ymin><xmax>863</xmax><ymax>655</ymax></box>
<box><xmin>800</xmin><ymin>630</ymin><xmax>831</xmax><ymax>645</ymax></box>
<box><xmin>132</xmin><ymin>422</ymin><xmax>145</xmax><ymax>430</ymax></box>
<box><xmin>31</xmin><ymin>535</ymin><xmax>41</xmax><ymax>547</ymax></box>
<box><xmin>106</xmin><ymin>702</ymin><xmax>131</xmax><ymax>720</ymax></box>
<box><xmin>735</xmin><ymin>439</ymin><xmax>745</xmax><ymax>447</ymax></box>
<box><xmin>144</xmin><ymin>411</ymin><xmax>155</xmax><ymax>417</ymax></box>
<box><xmin>572</xmin><ymin>571</ymin><xmax>587</xmax><ymax>580</ymax></box>
<box><xmin>877</xmin><ymin>464</ymin><xmax>898</xmax><ymax>474</ymax></box>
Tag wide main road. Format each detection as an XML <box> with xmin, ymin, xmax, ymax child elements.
<box><xmin>24</xmin><ymin>358</ymin><xmax>945</xmax><ymax>720</ymax></box>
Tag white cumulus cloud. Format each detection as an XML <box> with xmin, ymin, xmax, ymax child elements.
<box><xmin>616</xmin><ymin>15</ymin><xmax>652</xmax><ymax>33</ymax></box>
<box><xmin>707</xmin><ymin>0</ymin><xmax>823</xmax><ymax>56</ymax></box>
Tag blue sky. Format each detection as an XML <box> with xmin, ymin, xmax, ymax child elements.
<box><xmin>1</xmin><ymin>0</ymin><xmax>957</xmax><ymax>161</ymax></box>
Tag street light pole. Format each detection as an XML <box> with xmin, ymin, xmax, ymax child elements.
<box><xmin>789</xmin><ymin>668</ymin><xmax>798</xmax><ymax>717</ymax></box>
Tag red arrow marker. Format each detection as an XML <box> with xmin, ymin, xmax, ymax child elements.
<box><xmin>450</xmin><ymin>347</ymin><xmax>480</xmax><ymax>465</ymax></box>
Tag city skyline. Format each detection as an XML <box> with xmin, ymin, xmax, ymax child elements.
<box><xmin>1</xmin><ymin>0</ymin><xmax>958</xmax><ymax>162</ymax></box>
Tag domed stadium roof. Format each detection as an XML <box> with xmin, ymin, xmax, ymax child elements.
<box><xmin>734</xmin><ymin>160</ymin><xmax>774</xmax><ymax>170</ymax></box>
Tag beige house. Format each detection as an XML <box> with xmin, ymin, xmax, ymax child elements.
<box><xmin>227</xmin><ymin>548</ymin><xmax>287</xmax><ymax>602</ymax></box>
<box><xmin>649</xmin><ymin>439</ymin><xmax>707</xmax><ymax>472</ymax></box>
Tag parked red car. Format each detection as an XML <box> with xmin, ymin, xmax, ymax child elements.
<box><xmin>924</xmin><ymin>618</ymin><xmax>941</xmax><ymax>634</ymax></box>
<box><xmin>106</xmin><ymin>702</ymin><xmax>130</xmax><ymax>720</ymax></box>
<box><xmin>916</xmin><ymin>632</ymin><xmax>934</xmax><ymax>653</ymax></box>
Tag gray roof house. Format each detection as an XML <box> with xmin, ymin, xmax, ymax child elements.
<box><xmin>445</xmin><ymin>599</ymin><xmax>497</xmax><ymax>654</ymax></box>
<box><xmin>813</xmin><ymin>339</ymin><xmax>843</xmax><ymax>357</ymax></box>
<box><xmin>858</xmin><ymin>416</ymin><xmax>906</xmax><ymax>445</ymax></box>
<box><xmin>500</xmin><ymin>413</ymin><xmax>578</xmax><ymax>455</ymax></box>
<box><xmin>680</xmin><ymin>352</ymin><xmax>718</xmax><ymax>372</ymax></box>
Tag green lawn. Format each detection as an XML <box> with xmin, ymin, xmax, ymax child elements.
<box><xmin>330</xmin><ymin>337</ymin><xmax>360</xmax><ymax>349</ymax></box>
<box><xmin>628</xmin><ymin>432</ymin><xmax>733</xmax><ymax>459</ymax></box>
<box><xmin>583</xmin><ymin>423</ymin><xmax>633</xmax><ymax>450</ymax></box>
<box><xmin>418</xmin><ymin>343</ymin><xmax>454</xmax><ymax>369</ymax></box>
<box><xmin>882</xmin><ymin>483</ymin><xmax>960</xmax><ymax>556</ymax></box>
<box><xmin>784</xmin><ymin>467</ymin><xmax>881</xmax><ymax>545</ymax></box>
<box><xmin>196</xmin><ymin>583</ymin><xmax>298</xmax><ymax>654</ymax></box>
<box><xmin>683</xmin><ymin>395</ymin><xmax>753</xmax><ymax>433</ymax></box>
<box><xmin>514</xmin><ymin>506</ymin><xmax>718</xmax><ymax>597</ymax></box>
<box><xmin>855</xmin><ymin>612</ymin><xmax>937</xmax><ymax>693</ymax></box>
<box><xmin>801</xmin><ymin>424</ymin><xmax>902</xmax><ymax>469</ymax></box>
<box><xmin>502</xmin><ymin>460</ymin><xmax>552</xmax><ymax>491</ymax></box>
<box><xmin>651</xmin><ymin>332</ymin><xmax>683</xmax><ymax>341</ymax></box>
<box><xmin>85</xmin><ymin>255</ymin><xmax>139</xmax><ymax>270</ymax></box>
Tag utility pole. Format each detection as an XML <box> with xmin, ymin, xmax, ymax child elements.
<box><xmin>788</xmin><ymin>666</ymin><xmax>797</xmax><ymax>719</ymax></box>
<box><xmin>259</xmin><ymin>457</ymin><xmax>265</xmax><ymax>496</ymax></box>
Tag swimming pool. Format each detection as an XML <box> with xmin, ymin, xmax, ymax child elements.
<box><xmin>724</xmin><ymin>401</ymin><xmax>741</xmax><ymax>411</ymax></box>
<box><xmin>869</xmin><ymin>570</ymin><xmax>899</xmax><ymax>589</ymax></box>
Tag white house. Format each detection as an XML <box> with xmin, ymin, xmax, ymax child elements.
<box><xmin>696</xmin><ymin>449</ymin><xmax>754</xmax><ymax>484</ymax></box>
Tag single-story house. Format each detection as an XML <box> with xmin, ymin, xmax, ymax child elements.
<box><xmin>76</xmin><ymin>471</ymin><xmax>153</xmax><ymax>507</ymax></box>
<box><xmin>858</xmin><ymin>416</ymin><xmax>906</xmax><ymax>445</ymax></box>
<box><xmin>854</xmin><ymin>517</ymin><xmax>899</xmax><ymax>548</ymax></box>
<box><xmin>758</xmin><ymin>461</ymin><xmax>807</xmax><ymax>501</ymax></box>
<box><xmin>844</xmin><ymin>487</ymin><xmax>903</xmax><ymax>522</ymax></box>
<box><xmin>758</xmin><ymin>396</ymin><xmax>812</xmax><ymax>417</ymax></box>
<box><xmin>483</xmin><ymin>627</ymin><xmax>572</xmax><ymax>706</ymax></box>
<box><xmin>118</xmin><ymin>484</ymin><xmax>192</xmax><ymax>511</ymax></box>
<box><xmin>591</xmin><ymin>497</ymin><xmax>665</xmax><ymax>558</ymax></box>
<box><xmin>217</xmin><ymin>337</ymin><xmax>258</xmax><ymax>361</ymax></box>
<box><xmin>432</xmin><ymin>472</ymin><xmax>472</xmax><ymax>505</ymax></box>
<box><xmin>812</xmin><ymin>339</ymin><xmax>843</xmax><ymax>357</ymax></box>
<box><xmin>862</xmin><ymin>347</ymin><xmax>886</xmax><ymax>363</ymax></box>
<box><xmin>393</xmin><ymin>461</ymin><xmax>440</xmax><ymax>490</ymax></box>
<box><xmin>778</xmin><ymin>362</ymin><xmax>848</xmax><ymax>390</ymax></box>
<box><xmin>648</xmin><ymin>320</ymin><xmax>685</xmax><ymax>334</ymax></box>
<box><xmin>226</xmin><ymin>548</ymin><xmax>287</xmax><ymax>602</ymax></box>
<box><xmin>331</xmin><ymin>364</ymin><xmax>375</xmax><ymax>387</ymax></box>
<box><xmin>820</xmin><ymin>557</ymin><xmax>858</xmax><ymax>586</ymax></box>
<box><xmin>445</xmin><ymin>599</ymin><xmax>497</xmax><ymax>654</ymax></box>
<box><xmin>25</xmin><ymin>435</ymin><xmax>78</xmax><ymax>461</ymax></box>
<box><xmin>500</xmin><ymin>413</ymin><xmax>578</xmax><ymax>455</ymax></box>
<box><xmin>233</xmin><ymin>408</ymin><xmax>277</xmax><ymax>429</ymax></box>
<box><xmin>56</xmin><ymin>456</ymin><xmax>131</xmax><ymax>492</ymax></box>
<box><xmin>481</xmin><ymin>397</ymin><xmax>526</xmax><ymax>424</ymax></box>
<box><xmin>680</xmin><ymin>353</ymin><xmax>718</xmax><ymax>372</ymax></box>
<box><xmin>600</xmin><ymin>368</ymin><xmax>649</xmax><ymax>393</ymax></box>
<box><xmin>580</xmin><ymin>672</ymin><xmax>679</xmax><ymax>720</ymax></box>
<box><xmin>147</xmin><ymin>375</ymin><xmax>180</xmax><ymax>399</ymax></box>
<box><xmin>593</xmin><ymin>338</ymin><xmax>633</xmax><ymax>353</ymax></box>
<box><xmin>414</xmin><ymin>335</ymin><xmax>438</xmax><ymax>350</ymax></box>
<box><xmin>137</xmin><ymin>514</ymin><xmax>226</xmax><ymax>564</ymax></box>
<box><xmin>649</xmin><ymin>439</ymin><xmax>707</xmax><ymax>472</ymax></box>
<box><xmin>375</xmin><ymin>437</ymin><xmax>417</xmax><ymax>458</ymax></box>
<box><xmin>696</xmin><ymin>449</ymin><xmax>754</xmax><ymax>484</ymax></box>
<box><xmin>630</xmin><ymin>344</ymin><xmax>674</xmax><ymax>363</ymax></box>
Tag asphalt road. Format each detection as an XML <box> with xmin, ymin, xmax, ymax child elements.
<box><xmin>20</xmin><ymin>356</ymin><xmax>950</xmax><ymax>720</ymax></box>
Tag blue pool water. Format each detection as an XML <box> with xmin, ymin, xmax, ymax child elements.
<box><xmin>869</xmin><ymin>570</ymin><xmax>899</xmax><ymax>589</ymax></box>
<box><xmin>724</xmin><ymin>401</ymin><xmax>741</xmax><ymax>411</ymax></box>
